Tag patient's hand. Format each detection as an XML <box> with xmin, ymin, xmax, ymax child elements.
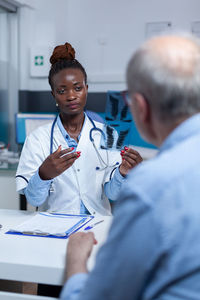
<box><xmin>65</xmin><ymin>232</ymin><xmax>97</xmax><ymax>281</ymax></box>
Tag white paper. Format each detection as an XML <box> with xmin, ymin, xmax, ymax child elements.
<box><xmin>9</xmin><ymin>213</ymin><xmax>91</xmax><ymax>237</ymax></box>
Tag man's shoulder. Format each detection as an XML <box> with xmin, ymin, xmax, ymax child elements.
<box><xmin>127</xmin><ymin>153</ymin><xmax>169</xmax><ymax>186</ymax></box>
<box><xmin>129</xmin><ymin>136</ymin><xmax>200</xmax><ymax>186</ymax></box>
<box><xmin>121</xmin><ymin>148</ymin><xmax>181</xmax><ymax>207</ymax></box>
<box><xmin>122</xmin><ymin>137</ymin><xmax>200</xmax><ymax>212</ymax></box>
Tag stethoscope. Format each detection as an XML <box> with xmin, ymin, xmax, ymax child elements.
<box><xmin>50</xmin><ymin>114</ymin><xmax>119</xmax><ymax>171</ymax></box>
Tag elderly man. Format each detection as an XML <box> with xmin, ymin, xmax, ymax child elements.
<box><xmin>60</xmin><ymin>33</ymin><xmax>200</xmax><ymax>300</ymax></box>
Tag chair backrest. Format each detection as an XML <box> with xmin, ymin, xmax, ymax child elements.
<box><xmin>85</xmin><ymin>110</ymin><xmax>105</xmax><ymax>124</ymax></box>
<box><xmin>0</xmin><ymin>291</ymin><xmax>57</xmax><ymax>300</ymax></box>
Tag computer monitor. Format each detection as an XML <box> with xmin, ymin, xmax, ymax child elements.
<box><xmin>15</xmin><ymin>113</ymin><xmax>57</xmax><ymax>144</ymax></box>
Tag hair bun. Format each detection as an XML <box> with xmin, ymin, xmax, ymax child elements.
<box><xmin>50</xmin><ymin>42</ymin><xmax>75</xmax><ymax>65</ymax></box>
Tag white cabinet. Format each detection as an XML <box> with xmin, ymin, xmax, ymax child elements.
<box><xmin>0</xmin><ymin>170</ymin><xmax>19</xmax><ymax>209</ymax></box>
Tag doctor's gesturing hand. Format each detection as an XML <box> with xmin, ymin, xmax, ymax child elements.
<box><xmin>119</xmin><ymin>146</ymin><xmax>143</xmax><ymax>177</ymax></box>
<box><xmin>39</xmin><ymin>145</ymin><xmax>80</xmax><ymax>180</ymax></box>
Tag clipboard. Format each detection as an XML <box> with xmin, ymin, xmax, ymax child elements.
<box><xmin>6</xmin><ymin>212</ymin><xmax>94</xmax><ymax>239</ymax></box>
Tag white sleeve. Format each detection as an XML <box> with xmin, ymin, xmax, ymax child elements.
<box><xmin>16</xmin><ymin>129</ymin><xmax>48</xmax><ymax>192</ymax></box>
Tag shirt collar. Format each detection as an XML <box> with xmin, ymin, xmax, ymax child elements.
<box><xmin>56</xmin><ymin>113</ymin><xmax>87</xmax><ymax>141</ymax></box>
<box><xmin>159</xmin><ymin>113</ymin><xmax>200</xmax><ymax>153</ymax></box>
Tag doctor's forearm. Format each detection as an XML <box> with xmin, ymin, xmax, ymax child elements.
<box><xmin>24</xmin><ymin>186</ymin><xmax>48</xmax><ymax>207</ymax></box>
<box><xmin>24</xmin><ymin>170</ymin><xmax>51</xmax><ymax>207</ymax></box>
<box><xmin>104</xmin><ymin>168</ymin><xmax>126</xmax><ymax>201</ymax></box>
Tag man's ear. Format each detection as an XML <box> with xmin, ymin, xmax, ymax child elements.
<box><xmin>134</xmin><ymin>93</ymin><xmax>151</xmax><ymax>124</ymax></box>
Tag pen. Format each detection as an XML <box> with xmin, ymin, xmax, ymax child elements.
<box><xmin>84</xmin><ymin>220</ymin><xmax>104</xmax><ymax>231</ymax></box>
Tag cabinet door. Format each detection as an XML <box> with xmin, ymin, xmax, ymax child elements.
<box><xmin>0</xmin><ymin>170</ymin><xmax>19</xmax><ymax>209</ymax></box>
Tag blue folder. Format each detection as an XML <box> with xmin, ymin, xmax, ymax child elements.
<box><xmin>6</xmin><ymin>213</ymin><xmax>94</xmax><ymax>239</ymax></box>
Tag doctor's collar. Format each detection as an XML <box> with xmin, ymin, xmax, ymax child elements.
<box><xmin>56</xmin><ymin>113</ymin><xmax>87</xmax><ymax>141</ymax></box>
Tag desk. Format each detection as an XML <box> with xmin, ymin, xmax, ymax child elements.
<box><xmin>0</xmin><ymin>209</ymin><xmax>112</xmax><ymax>286</ymax></box>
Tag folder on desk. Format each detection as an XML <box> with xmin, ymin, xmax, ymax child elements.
<box><xmin>6</xmin><ymin>212</ymin><xmax>94</xmax><ymax>239</ymax></box>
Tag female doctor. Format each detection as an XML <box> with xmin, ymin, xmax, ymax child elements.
<box><xmin>16</xmin><ymin>42</ymin><xmax>142</xmax><ymax>215</ymax></box>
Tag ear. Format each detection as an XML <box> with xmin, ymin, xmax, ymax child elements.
<box><xmin>133</xmin><ymin>93</ymin><xmax>151</xmax><ymax>124</ymax></box>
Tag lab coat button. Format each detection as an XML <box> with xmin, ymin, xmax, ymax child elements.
<box><xmin>77</xmin><ymin>169</ymin><xmax>80</xmax><ymax>172</ymax></box>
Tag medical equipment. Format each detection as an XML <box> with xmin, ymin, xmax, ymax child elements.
<box><xmin>50</xmin><ymin>115</ymin><xmax>119</xmax><ymax>170</ymax></box>
<box><xmin>0</xmin><ymin>145</ymin><xmax>19</xmax><ymax>168</ymax></box>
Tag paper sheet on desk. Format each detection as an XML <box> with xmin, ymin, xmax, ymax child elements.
<box><xmin>7</xmin><ymin>212</ymin><xmax>93</xmax><ymax>238</ymax></box>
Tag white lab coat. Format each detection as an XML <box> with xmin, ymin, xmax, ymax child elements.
<box><xmin>16</xmin><ymin>116</ymin><xmax>121</xmax><ymax>215</ymax></box>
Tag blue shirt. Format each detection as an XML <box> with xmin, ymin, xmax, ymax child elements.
<box><xmin>60</xmin><ymin>113</ymin><xmax>200</xmax><ymax>300</ymax></box>
<box><xmin>24</xmin><ymin>115</ymin><xmax>125</xmax><ymax>212</ymax></box>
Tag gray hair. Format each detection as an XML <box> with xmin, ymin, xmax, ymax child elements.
<box><xmin>126</xmin><ymin>33</ymin><xmax>200</xmax><ymax>122</ymax></box>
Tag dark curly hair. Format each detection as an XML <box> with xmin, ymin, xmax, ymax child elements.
<box><xmin>48</xmin><ymin>42</ymin><xmax>87</xmax><ymax>89</ymax></box>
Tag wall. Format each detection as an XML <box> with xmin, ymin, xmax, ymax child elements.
<box><xmin>18</xmin><ymin>0</ymin><xmax>200</xmax><ymax>92</ymax></box>
<box><xmin>0</xmin><ymin>12</ymin><xmax>9</xmax><ymax>144</ymax></box>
